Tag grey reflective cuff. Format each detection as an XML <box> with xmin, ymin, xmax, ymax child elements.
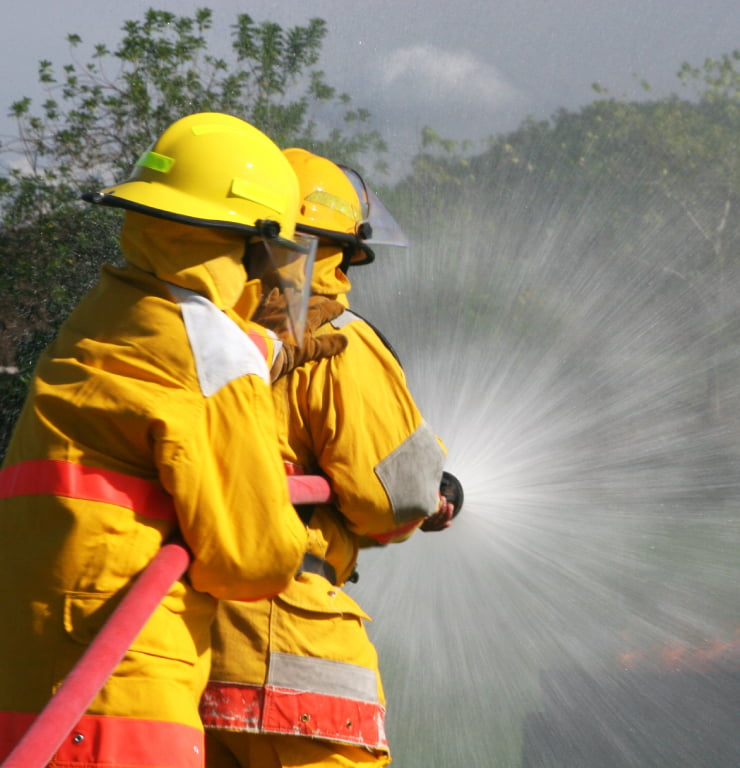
<box><xmin>268</xmin><ymin>651</ymin><xmax>379</xmax><ymax>703</ymax></box>
<box><xmin>374</xmin><ymin>420</ymin><xmax>446</xmax><ymax>524</ymax></box>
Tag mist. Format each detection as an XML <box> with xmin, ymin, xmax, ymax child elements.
<box><xmin>348</xmin><ymin>172</ymin><xmax>740</xmax><ymax>767</ymax></box>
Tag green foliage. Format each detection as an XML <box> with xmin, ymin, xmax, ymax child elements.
<box><xmin>0</xmin><ymin>204</ymin><xmax>122</xmax><ymax>459</ymax></box>
<box><xmin>393</xmin><ymin>50</ymin><xmax>740</xmax><ymax>283</ymax></box>
<box><xmin>384</xmin><ymin>50</ymin><xmax>740</xmax><ymax>430</ymax></box>
<box><xmin>0</xmin><ymin>7</ymin><xmax>386</xmax><ymax>223</ymax></box>
<box><xmin>379</xmin><ymin>127</ymin><xmax>480</xmax><ymax>241</ymax></box>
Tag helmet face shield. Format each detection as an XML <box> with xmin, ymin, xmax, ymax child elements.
<box><xmin>361</xmin><ymin>186</ymin><xmax>409</xmax><ymax>249</ymax></box>
<box><xmin>339</xmin><ymin>166</ymin><xmax>409</xmax><ymax>263</ymax></box>
<box><xmin>261</xmin><ymin>232</ymin><xmax>318</xmax><ymax>344</ymax></box>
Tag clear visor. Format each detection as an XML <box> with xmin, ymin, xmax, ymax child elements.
<box><xmin>261</xmin><ymin>232</ymin><xmax>318</xmax><ymax>344</ymax></box>
<box><xmin>340</xmin><ymin>166</ymin><xmax>409</xmax><ymax>248</ymax></box>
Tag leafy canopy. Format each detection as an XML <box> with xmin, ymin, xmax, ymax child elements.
<box><xmin>1</xmin><ymin>7</ymin><xmax>387</xmax><ymax>225</ymax></box>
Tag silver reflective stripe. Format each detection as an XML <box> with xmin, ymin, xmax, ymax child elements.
<box><xmin>329</xmin><ymin>309</ymin><xmax>359</xmax><ymax>330</ymax></box>
<box><xmin>168</xmin><ymin>283</ymin><xmax>270</xmax><ymax>395</ymax></box>
<box><xmin>374</xmin><ymin>420</ymin><xmax>446</xmax><ymax>524</ymax></box>
<box><xmin>267</xmin><ymin>652</ymin><xmax>379</xmax><ymax>703</ymax></box>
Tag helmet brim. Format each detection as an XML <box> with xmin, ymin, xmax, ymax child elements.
<box><xmin>292</xmin><ymin>222</ymin><xmax>375</xmax><ymax>266</ymax></box>
<box><xmin>82</xmin><ymin>189</ymin><xmax>309</xmax><ymax>253</ymax></box>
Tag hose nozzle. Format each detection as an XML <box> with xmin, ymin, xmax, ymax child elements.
<box><xmin>439</xmin><ymin>471</ymin><xmax>464</xmax><ymax>518</ymax></box>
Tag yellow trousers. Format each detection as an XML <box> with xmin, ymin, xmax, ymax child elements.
<box><xmin>205</xmin><ymin>730</ymin><xmax>391</xmax><ymax>768</ymax></box>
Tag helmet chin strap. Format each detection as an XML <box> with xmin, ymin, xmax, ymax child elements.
<box><xmin>340</xmin><ymin>245</ymin><xmax>355</xmax><ymax>274</ymax></box>
<box><xmin>339</xmin><ymin>236</ymin><xmax>376</xmax><ymax>273</ymax></box>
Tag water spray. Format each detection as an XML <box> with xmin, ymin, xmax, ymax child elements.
<box><xmin>350</xmin><ymin>175</ymin><xmax>740</xmax><ymax>767</ymax></box>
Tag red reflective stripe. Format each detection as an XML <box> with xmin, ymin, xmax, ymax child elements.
<box><xmin>263</xmin><ymin>686</ymin><xmax>388</xmax><ymax>749</ymax></box>
<box><xmin>200</xmin><ymin>682</ymin><xmax>263</xmax><ymax>731</ymax></box>
<box><xmin>0</xmin><ymin>711</ymin><xmax>203</xmax><ymax>767</ymax></box>
<box><xmin>0</xmin><ymin>711</ymin><xmax>32</xmax><ymax>760</ymax></box>
<box><xmin>247</xmin><ymin>329</ymin><xmax>269</xmax><ymax>361</ymax></box>
<box><xmin>201</xmin><ymin>682</ymin><xmax>388</xmax><ymax>751</ymax></box>
<box><xmin>0</xmin><ymin>459</ymin><xmax>176</xmax><ymax>522</ymax></box>
<box><xmin>365</xmin><ymin>517</ymin><xmax>421</xmax><ymax>545</ymax></box>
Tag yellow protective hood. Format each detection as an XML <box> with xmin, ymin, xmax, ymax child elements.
<box><xmin>232</xmin><ymin>277</ymin><xmax>264</xmax><ymax>321</ymax></box>
<box><xmin>310</xmin><ymin>245</ymin><xmax>351</xmax><ymax>301</ymax></box>
<box><xmin>119</xmin><ymin>211</ymin><xmax>248</xmax><ymax>309</ymax></box>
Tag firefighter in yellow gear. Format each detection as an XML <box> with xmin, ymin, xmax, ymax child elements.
<box><xmin>201</xmin><ymin>149</ymin><xmax>456</xmax><ymax>767</ymax></box>
<box><xmin>0</xmin><ymin>115</ymin><xmax>343</xmax><ymax>768</ymax></box>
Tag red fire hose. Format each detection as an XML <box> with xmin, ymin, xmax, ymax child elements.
<box><xmin>0</xmin><ymin>474</ymin><xmax>332</xmax><ymax>768</ymax></box>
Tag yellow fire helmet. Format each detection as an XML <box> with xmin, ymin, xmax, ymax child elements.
<box><xmin>283</xmin><ymin>147</ymin><xmax>408</xmax><ymax>267</ymax></box>
<box><xmin>83</xmin><ymin>112</ymin><xmax>307</xmax><ymax>254</ymax></box>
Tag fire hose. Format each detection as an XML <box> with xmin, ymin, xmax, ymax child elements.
<box><xmin>1</xmin><ymin>470</ymin><xmax>462</xmax><ymax>768</ymax></box>
<box><xmin>0</xmin><ymin>474</ymin><xmax>333</xmax><ymax>768</ymax></box>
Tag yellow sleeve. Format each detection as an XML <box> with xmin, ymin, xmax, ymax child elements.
<box><xmin>276</xmin><ymin>312</ymin><xmax>446</xmax><ymax>541</ymax></box>
<box><xmin>154</xmin><ymin>374</ymin><xmax>306</xmax><ymax>601</ymax></box>
<box><xmin>150</xmin><ymin>300</ymin><xmax>306</xmax><ymax>601</ymax></box>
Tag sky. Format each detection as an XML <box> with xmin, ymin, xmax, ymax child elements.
<box><xmin>1</xmin><ymin>0</ymin><xmax>739</xmax><ymax>173</ymax></box>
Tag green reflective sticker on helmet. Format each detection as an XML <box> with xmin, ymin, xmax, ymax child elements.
<box><xmin>231</xmin><ymin>177</ymin><xmax>287</xmax><ymax>216</ymax></box>
<box><xmin>136</xmin><ymin>151</ymin><xmax>175</xmax><ymax>173</ymax></box>
<box><xmin>305</xmin><ymin>190</ymin><xmax>361</xmax><ymax>222</ymax></box>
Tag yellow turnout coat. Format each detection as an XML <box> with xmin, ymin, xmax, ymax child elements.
<box><xmin>0</xmin><ymin>213</ymin><xmax>307</xmax><ymax>768</ymax></box>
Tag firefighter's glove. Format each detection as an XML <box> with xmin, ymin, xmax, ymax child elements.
<box><xmin>254</xmin><ymin>288</ymin><xmax>344</xmax><ymax>335</ymax></box>
<box><xmin>270</xmin><ymin>332</ymin><xmax>348</xmax><ymax>381</ymax></box>
<box><xmin>421</xmin><ymin>472</ymin><xmax>464</xmax><ymax>532</ymax></box>
<box><xmin>420</xmin><ymin>494</ymin><xmax>455</xmax><ymax>532</ymax></box>
<box><xmin>253</xmin><ymin>289</ymin><xmax>348</xmax><ymax>381</ymax></box>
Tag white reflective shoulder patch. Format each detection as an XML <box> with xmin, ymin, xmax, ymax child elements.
<box><xmin>167</xmin><ymin>284</ymin><xmax>270</xmax><ymax>396</ymax></box>
<box><xmin>330</xmin><ymin>309</ymin><xmax>359</xmax><ymax>330</ymax></box>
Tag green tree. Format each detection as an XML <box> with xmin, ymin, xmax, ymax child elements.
<box><xmin>388</xmin><ymin>51</ymin><xmax>740</xmax><ymax>425</ymax></box>
<box><xmin>575</xmin><ymin>55</ymin><xmax>740</xmax><ymax>420</ymax></box>
<box><xmin>486</xmin><ymin>51</ymin><xmax>740</xmax><ymax>277</ymax></box>
<box><xmin>1</xmin><ymin>7</ymin><xmax>387</xmax><ymax>226</ymax></box>
<box><xmin>0</xmin><ymin>205</ymin><xmax>122</xmax><ymax>457</ymax></box>
<box><xmin>416</xmin><ymin>50</ymin><xmax>740</xmax><ymax>279</ymax></box>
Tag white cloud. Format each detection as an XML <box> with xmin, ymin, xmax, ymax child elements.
<box><xmin>380</xmin><ymin>44</ymin><xmax>523</xmax><ymax>112</ymax></box>
<box><xmin>365</xmin><ymin>43</ymin><xmax>528</xmax><ymax>172</ymax></box>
